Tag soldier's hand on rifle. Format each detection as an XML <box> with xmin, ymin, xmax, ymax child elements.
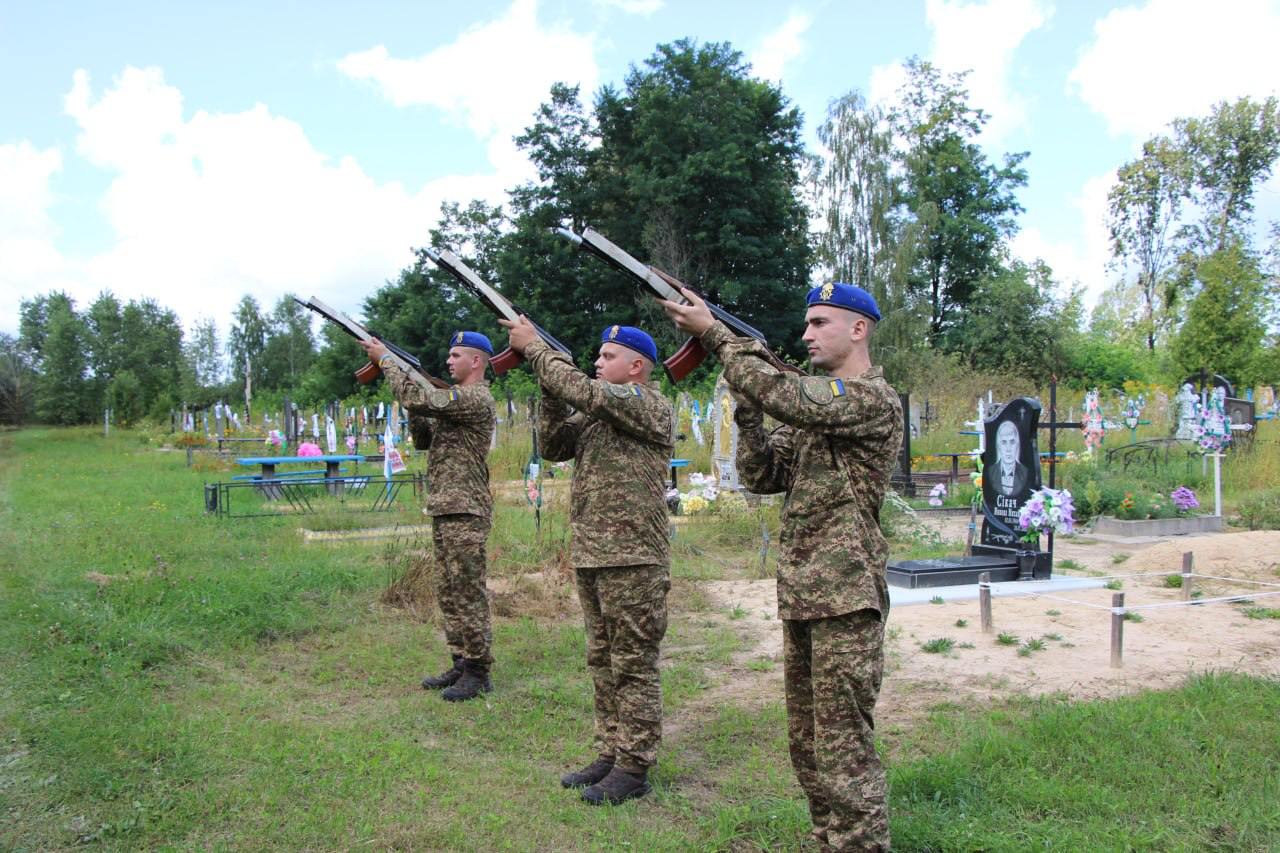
<box><xmin>358</xmin><ymin>337</ymin><xmax>390</xmax><ymax>363</ymax></box>
<box><xmin>498</xmin><ymin>316</ymin><xmax>538</xmax><ymax>355</ymax></box>
<box><xmin>659</xmin><ymin>286</ymin><xmax>715</xmax><ymax>337</ymax></box>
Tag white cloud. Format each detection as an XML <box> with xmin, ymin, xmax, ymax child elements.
<box><xmin>749</xmin><ymin>11</ymin><xmax>813</xmax><ymax>83</ymax></box>
<box><xmin>1069</xmin><ymin>0</ymin><xmax>1280</xmax><ymax>139</ymax></box>
<box><xmin>2</xmin><ymin>66</ymin><xmax>510</xmax><ymax>336</ymax></box>
<box><xmin>591</xmin><ymin>0</ymin><xmax>664</xmax><ymax>14</ymax></box>
<box><xmin>0</xmin><ymin>140</ymin><xmax>61</xmax><ymax>238</ymax></box>
<box><xmin>868</xmin><ymin>0</ymin><xmax>1051</xmax><ymax>142</ymax></box>
<box><xmin>337</xmin><ymin>0</ymin><xmax>599</xmax><ymax>174</ymax></box>
<box><xmin>1010</xmin><ymin>171</ymin><xmax>1116</xmax><ymax>305</ymax></box>
<box><xmin>0</xmin><ymin>141</ymin><xmax>72</xmax><ymax>329</ymax></box>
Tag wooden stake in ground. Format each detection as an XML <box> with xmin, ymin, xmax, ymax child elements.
<box><xmin>1110</xmin><ymin>592</ymin><xmax>1125</xmax><ymax>668</ymax></box>
<box><xmin>1181</xmin><ymin>551</ymin><xmax>1194</xmax><ymax>602</ymax></box>
<box><xmin>979</xmin><ymin>571</ymin><xmax>993</xmax><ymax>633</ymax></box>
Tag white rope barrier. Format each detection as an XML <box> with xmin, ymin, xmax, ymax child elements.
<box><xmin>1126</xmin><ymin>589</ymin><xmax>1280</xmax><ymax>611</ymax></box>
<box><xmin>1020</xmin><ymin>593</ymin><xmax>1115</xmax><ymax>612</ymax></box>
<box><xmin>1189</xmin><ymin>574</ymin><xmax>1280</xmax><ymax>588</ymax></box>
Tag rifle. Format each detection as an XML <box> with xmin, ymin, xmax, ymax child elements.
<box><xmin>554</xmin><ymin>227</ymin><xmax>803</xmax><ymax>382</ymax></box>
<box><xmin>293</xmin><ymin>296</ymin><xmax>448</xmax><ymax>390</ymax></box>
<box><xmin>420</xmin><ymin>247</ymin><xmax>573</xmax><ymax>375</ymax></box>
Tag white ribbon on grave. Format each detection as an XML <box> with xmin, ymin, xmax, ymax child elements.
<box><xmin>326</xmin><ymin>416</ymin><xmax>337</xmax><ymax>454</ymax></box>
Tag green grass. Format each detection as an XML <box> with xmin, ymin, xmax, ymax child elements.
<box><xmin>4</xmin><ymin>427</ymin><xmax>1280</xmax><ymax>850</ymax></box>
<box><xmin>996</xmin><ymin>632</ymin><xmax>1020</xmax><ymax>646</ymax></box>
<box><xmin>1105</xmin><ymin>579</ymin><xmax>1124</xmax><ymax>590</ymax></box>
<box><xmin>1242</xmin><ymin>607</ymin><xmax>1280</xmax><ymax>620</ymax></box>
<box><xmin>890</xmin><ymin>674</ymin><xmax>1280</xmax><ymax>850</ymax></box>
<box><xmin>920</xmin><ymin>637</ymin><xmax>956</xmax><ymax>654</ymax></box>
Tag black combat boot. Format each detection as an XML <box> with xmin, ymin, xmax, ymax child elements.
<box><xmin>581</xmin><ymin>766</ymin><xmax>651</xmax><ymax>805</ymax></box>
<box><xmin>560</xmin><ymin>756</ymin><xmax>615</xmax><ymax>789</ymax></box>
<box><xmin>441</xmin><ymin>659</ymin><xmax>492</xmax><ymax>702</ymax></box>
<box><xmin>421</xmin><ymin>654</ymin><xmax>462</xmax><ymax>690</ymax></box>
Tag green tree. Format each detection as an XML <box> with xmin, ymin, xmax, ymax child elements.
<box><xmin>85</xmin><ymin>291</ymin><xmax>125</xmax><ymax>408</ymax></box>
<box><xmin>0</xmin><ymin>333</ymin><xmax>36</xmax><ymax>425</ymax></box>
<box><xmin>948</xmin><ymin>260</ymin><xmax>1082</xmax><ymax>388</ymax></box>
<box><xmin>1174</xmin><ymin>96</ymin><xmax>1280</xmax><ymax>252</ymax></box>
<box><xmin>892</xmin><ymin>58</ymin><xmax>1028</xmax><ymax>344</ymax></box>
<box><xmin>810</xmin><ymin>89</ymin><xmax>928</xmax><ymax>384</ymax></box>
<box><xmin>34</xmin><ymin>296</ymin><xmax>91</xmax><ymax>424</ymax></box>
<box><xmin>118</xmin><ymin>299</ymin><xmax>184</xmax><ymax>418</ymax></box>
<box><xmin>1107</xmin><ymin>138</ymin><xmax>1190</xmax><ymax>350</ymax></box>
<box><xmin>228</xmin><ymin>296</ymin><xmax>268</xmax><ymax>400</ymax></box>
<box><xmin>183</xmin><ymin>316</ymin><xmax>223</xmax><ymax>398</ymax></box>
<box><xmin>1172</xmin><ymin>242</ymin><xmax>1268</xmax><ymax>386</ymax></box>
<box><xmin>297</xmin><ymin>322</ymin><xmax>366</xmax><ymax>405</ymax></box>
<box><xmin>590</xmin><ymin>40</ymin><xmax>812</xmax><ymax>359</ymax></box>
<box><xmin>262</xmin><ymin>297</ymin><xmax>316</xmax><ymax>391</ymax></box>
<box><xmin>105</xmin><ymin>368</ymin><xmax>145</xmax><ymax>424</ymax></box>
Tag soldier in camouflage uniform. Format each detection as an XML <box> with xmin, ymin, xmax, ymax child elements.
<box><xmin>500</xmin><ymin>316</ymin><xmax>675</xmax><ymax>806</ymax></box>
<box><xmin>662</xmin><ymin>283</ymin><xmax>902</xmax><ymax>851</ymax></box>
<box><xmin>359</xmin><ymin>332</ymin><xmax>498</xmax><ymax>703</ymax></box>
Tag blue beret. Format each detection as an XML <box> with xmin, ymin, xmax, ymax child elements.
<box><xmin>806</xmin><ymin>282</ymin><xmax>881</xmax><ymax>322</ymax></box>
<box><xmin>448</xmin><ymin>330</ymin><xmax>493</xmax><ymax>355</ymax></box>
<box><xmin>601</xmin><ymin>324</ymin><xmax>658</xmax><ymax>363</ymax></box>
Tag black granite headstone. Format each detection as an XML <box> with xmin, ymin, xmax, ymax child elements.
<box><xmin>980</xmin><ymin>397</ymin><xmax>1042</xmax><ymax>548</ymax></box>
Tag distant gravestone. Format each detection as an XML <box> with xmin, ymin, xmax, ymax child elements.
<box><xmin>1256</xmin><ymin>386</ymin><xmax>1276</xmax><ymax>412</ymax></box>
<box><xmin>711</xmin><ymin>373</ymin><xmax>740</xmax><ymax>490</ymax></box>
<box><xmin>1174</xmin><ymin>384</ymin><xmax>1199</xmax><ymax>440</ymax></box>
<box><xmin>980</xmin><ymin>397</ymin><xmax>1042</xmax><ymax>549</ymax></box>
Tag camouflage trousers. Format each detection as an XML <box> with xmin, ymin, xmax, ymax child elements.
<box><xmin>783</xmin><ymin>609</ymin><xmax>889</xmax><ymax>852</ymax></box>
<box><xmin>575</xmin><ymin>563</ymin><xmax>670</xmax><ymax>774</ymax></box>
<box><xmin>431</xmin><ymin>513</ymin><xmax>493</xmax><ymax>666</ymax></box>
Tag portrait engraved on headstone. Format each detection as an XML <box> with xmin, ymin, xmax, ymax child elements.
<box><xmin>980</xmin><ymin>398</ymin><xmax>1041</xmax><ymax>548</ymax></box>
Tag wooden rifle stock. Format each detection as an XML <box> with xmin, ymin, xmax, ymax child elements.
<box><xmin>420</xmin><ymin>248</ymin><xmax>573</xmax><ymax>375</ymax></box>
<box><xmin>559</xmin><ymin>228</ymin><xmax>804</xmax><ymax>382</ymax></box>
<box><xmin>293</xmin><ymin>296</ymin><xmax>448</xmax><ymax>390</ymax></box>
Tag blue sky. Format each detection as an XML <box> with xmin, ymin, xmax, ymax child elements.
<box><xmin>3</xmin><ymin>0</ymin><xmax>1278</xmax><ymax>338</ymax></box>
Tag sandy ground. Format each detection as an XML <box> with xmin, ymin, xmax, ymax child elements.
<box><xmin>693</xmin><ymin>523</ymin><xmax>1280</xmax><ymax>731</ymax></box>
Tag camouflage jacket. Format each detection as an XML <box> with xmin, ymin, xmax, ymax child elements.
<box><xmin>700</xmin><ymin>322</ymin><xmax>903</xmax><ymax>620</ymax></box>
<box><xmin>525</xmin><ymin>338</ymin><xmax>675</xmax><ymax>570</ymax></box>
<box><xmin>383</xmin><ymin>361</ymin><xmax>495</xmax><ymax>519</ymax></box>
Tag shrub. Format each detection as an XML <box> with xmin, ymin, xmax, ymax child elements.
<box><xmin>1237</xmin><ymin>488</ymin><xmax>1280</xmax><ymax>530</ymax></box>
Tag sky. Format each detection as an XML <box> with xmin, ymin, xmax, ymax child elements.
<box><xmin>3</xmin><ymin>0</ymin><xmax>1279</xmax><ymax>340</ymax></box>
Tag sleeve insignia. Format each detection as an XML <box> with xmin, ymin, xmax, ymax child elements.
<box><xmin>606</xmin><ymin>382</ymin><xmax>641</xmax><ymax>399</ymax></box>
<box><xmin>800</xmin><ymin>376</ymin><xmax>837</xmax><ymax>405</ymax></box>
<box><xmin>429</xmin><ymin>388</ymin><xmax>459</xmax><ymax>408</ymax></box>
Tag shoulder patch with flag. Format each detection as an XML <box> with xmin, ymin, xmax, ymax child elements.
<box><xmin>606</xmin><ymin>382</ymin><xmax>643</xmax><ymax>399</ymax></box>
<box><xmin>800</xmin><ymin>375</ymin><xmax>846</xmax><ymax>405</ymax></box>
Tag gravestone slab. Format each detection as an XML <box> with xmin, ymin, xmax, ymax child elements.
<box><xmin>980</xmin><ymin>397</ymin><xmax>1041</xmax><ymax>548</ymax></box>
<box><xmin>888</xmin><ymin>555</ymin><xmax>1018</xmax><ymax>589</ymax></box>
<box><xmin>710</xmin><ymin>373</ymin><xmax>740</xmax><ymax>489</ymax></box>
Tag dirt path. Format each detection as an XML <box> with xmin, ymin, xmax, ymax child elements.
<box><xmin>684</xmin><ymin>527</ymin><xmax>1280</xmax><ymax>738</ymax></box>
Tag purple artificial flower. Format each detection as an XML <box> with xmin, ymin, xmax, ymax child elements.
<box><xmin>1171</xmin><ymin>486</ymin><xmax>1199</xmax><ymax>512</ymax></box>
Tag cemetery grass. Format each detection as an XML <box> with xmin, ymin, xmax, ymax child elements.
<box><xmin>2</xmin><ymin>430</ymin><xmax>1279</xmax><ymax>850</ymax></box>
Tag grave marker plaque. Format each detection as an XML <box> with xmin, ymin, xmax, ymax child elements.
<box><xmin>980</xmin><ymin>397</ymin><xmax>1041</xmax><ymax>548</ymax></box>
